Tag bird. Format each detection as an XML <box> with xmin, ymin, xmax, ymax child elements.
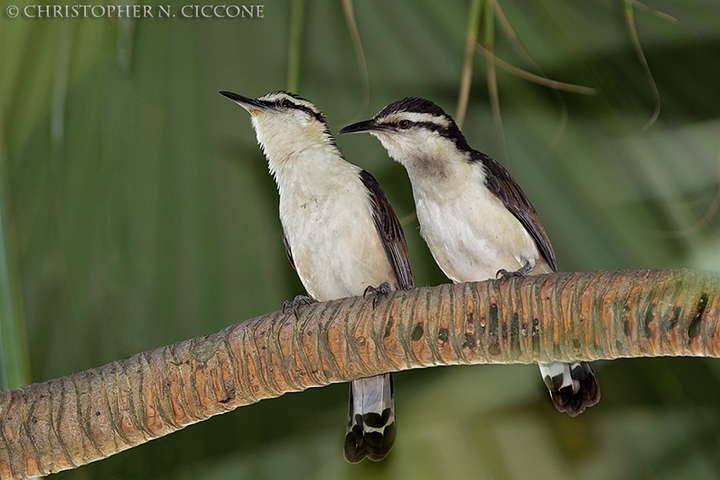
<box><xmin>339</xmin><ymin>96</ymin><xmax>600</xmax><ymax>416</ymax></box>
<box><xmin>220</xmin><ymin>90</ymin><xmax>414</xmax><ymax>461</ymax></box>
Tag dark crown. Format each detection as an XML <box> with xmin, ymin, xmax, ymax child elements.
<box><xmin>376</xmin><ymin>97</ymin><xmax>449</xmax><ymax>120</ymax></box>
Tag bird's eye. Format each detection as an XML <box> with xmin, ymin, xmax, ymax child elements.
<box><xmin>281</xmin><ymin>99</ymin><xmax>293</xmax><ymax>109</ymax></box>
<box><xmin>398</xmin><ymin>120</ymin><xmax>411</xmax><ymax>129</ymax></box>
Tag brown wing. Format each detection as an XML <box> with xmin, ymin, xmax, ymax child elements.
<box><xmin>359</xmin><ymin>170</ymin><xmax>414</xmax><ymax>290</ymax></box>
<box><xmin>280</xmin><ymin>225</ymin><xmax>296</xmax><ymax>272</ymax></box>
<box><xmin>478</xmin><ymin>153</ymin><xmax>557</xmax><ymax>272</ymax></box>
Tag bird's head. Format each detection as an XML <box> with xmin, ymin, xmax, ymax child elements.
<box><xmin>339</xmin><ymin>97</ymin><xmax>472</xmax><ymax>173</ymax></box>
<box><xmin>220</xmin><ymin>90</ymin><xmax>334</xmax><ymax>158</ymax></box>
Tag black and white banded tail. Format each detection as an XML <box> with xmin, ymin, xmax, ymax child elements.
<box><xmin>539</xmin><ymin>361</ymin><xmax>601</xmax><ymax>416</ymax></box>
<box><xmin>344</xmin><ymin>373</ymin><xmax>397</xmax><ymax>463</ymax></box>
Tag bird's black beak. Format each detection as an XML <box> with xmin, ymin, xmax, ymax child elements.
<box><xmin>338</xmin><ymin>119</ymin><xmax>384</xmax><ymax>135</ymax></box>
<box><xmin>219</xmin><ymin>91</ymin><xmax>267</xmax><ymax>113</ymax></box>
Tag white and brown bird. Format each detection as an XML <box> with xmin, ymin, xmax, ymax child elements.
<box><xmin>220</xmin><ymin>90</ymin><xmax>414</xmax><ymax>461</ymax></box>
<box><xmin>340</xmin><ymin>97</ymin><xmax>600</xmax><ymax>416</ymax></box>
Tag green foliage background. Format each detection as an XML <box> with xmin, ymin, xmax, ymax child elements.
<box><xmin>2</xmin><ymin>0</ymin><xmax>720</xmax><ymax>478</ymax></box>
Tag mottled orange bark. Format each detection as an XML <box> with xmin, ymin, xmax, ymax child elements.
<box><xmin>1</xmin><ymin>270</ymin><xmax>718</xmax><ymax>479</ymax></box>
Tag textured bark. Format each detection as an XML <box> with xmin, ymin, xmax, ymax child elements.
<box><xmin>1</xmin><ymin>269</ymin><xmax>718</xmax><ymax>478</ymax></box>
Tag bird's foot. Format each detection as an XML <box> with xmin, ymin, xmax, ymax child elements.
<box><xmin>496</xmin><ymin>260</ymin><xmax>534</xmax><ymax>279</ymax></box>
<box><xmin>282</xmin><ymin>295</ymin><xmax>317</xmax><ymax>318</ymax></box>
<box><xmin>363</xmin><ymin>282</ymin><xmax>392</xmax><ymax>308</ymax></box>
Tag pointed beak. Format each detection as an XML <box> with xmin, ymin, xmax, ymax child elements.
<box><xmin>338</xmin><ymin>119</ymin><xmax>385</xmax><ymax>135</ymax></box>
<box><xmin>219</xmin><ymin>91</ymin><xmax>267</xmax><ymax>114</ymax></box>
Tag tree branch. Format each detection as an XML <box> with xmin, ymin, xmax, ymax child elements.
<box><xmin>1</xmin><ymin>269</ymin><xmax>718</xmax><ymax>479</ymax></box>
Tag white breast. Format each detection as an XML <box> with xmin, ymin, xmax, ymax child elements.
<box><xmin>275</xmin><ymin>147</ymin><xmax>395</xmax><ymax>302</ymax></box>
<box><xmin>410</xmin><ymin>160</ymin><xmax>540</xmax><ymax>283</ymax></box>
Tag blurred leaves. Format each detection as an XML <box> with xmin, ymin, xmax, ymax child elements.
<box><xmin>1</xmin><ymin>0</ymin><xmax>720</xmax><ymax>478</ymax></box>
<box><xmin>0</xmin><ymin>119</ymin><xmax>31</xmax><ymax>390</ymax></box>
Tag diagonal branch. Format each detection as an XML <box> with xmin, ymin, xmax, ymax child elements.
<box><xmin>1</xmin><ymin>269</ymin><xmax>718</xmax><ymax>478</ymax></box>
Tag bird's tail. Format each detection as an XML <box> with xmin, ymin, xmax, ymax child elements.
<box><xmin>539</xmin><ymin>361</ymin><xmax>601</xmax><ymax>416</ymax></box>
<box><xmin>343</xmin><ymin>373</ymin><xmax>397</xmax><ymax>463</ymax></box>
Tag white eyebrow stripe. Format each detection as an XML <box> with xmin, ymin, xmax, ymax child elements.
<box><xmin>258</xmin><ymin>92</ymin><xmax>322</xmax><ymax>115</ymax></box>
<box><xmin>381</xmin><ymin>111</ymin><xmax>450</xmax><ymax>128</ymax></box>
